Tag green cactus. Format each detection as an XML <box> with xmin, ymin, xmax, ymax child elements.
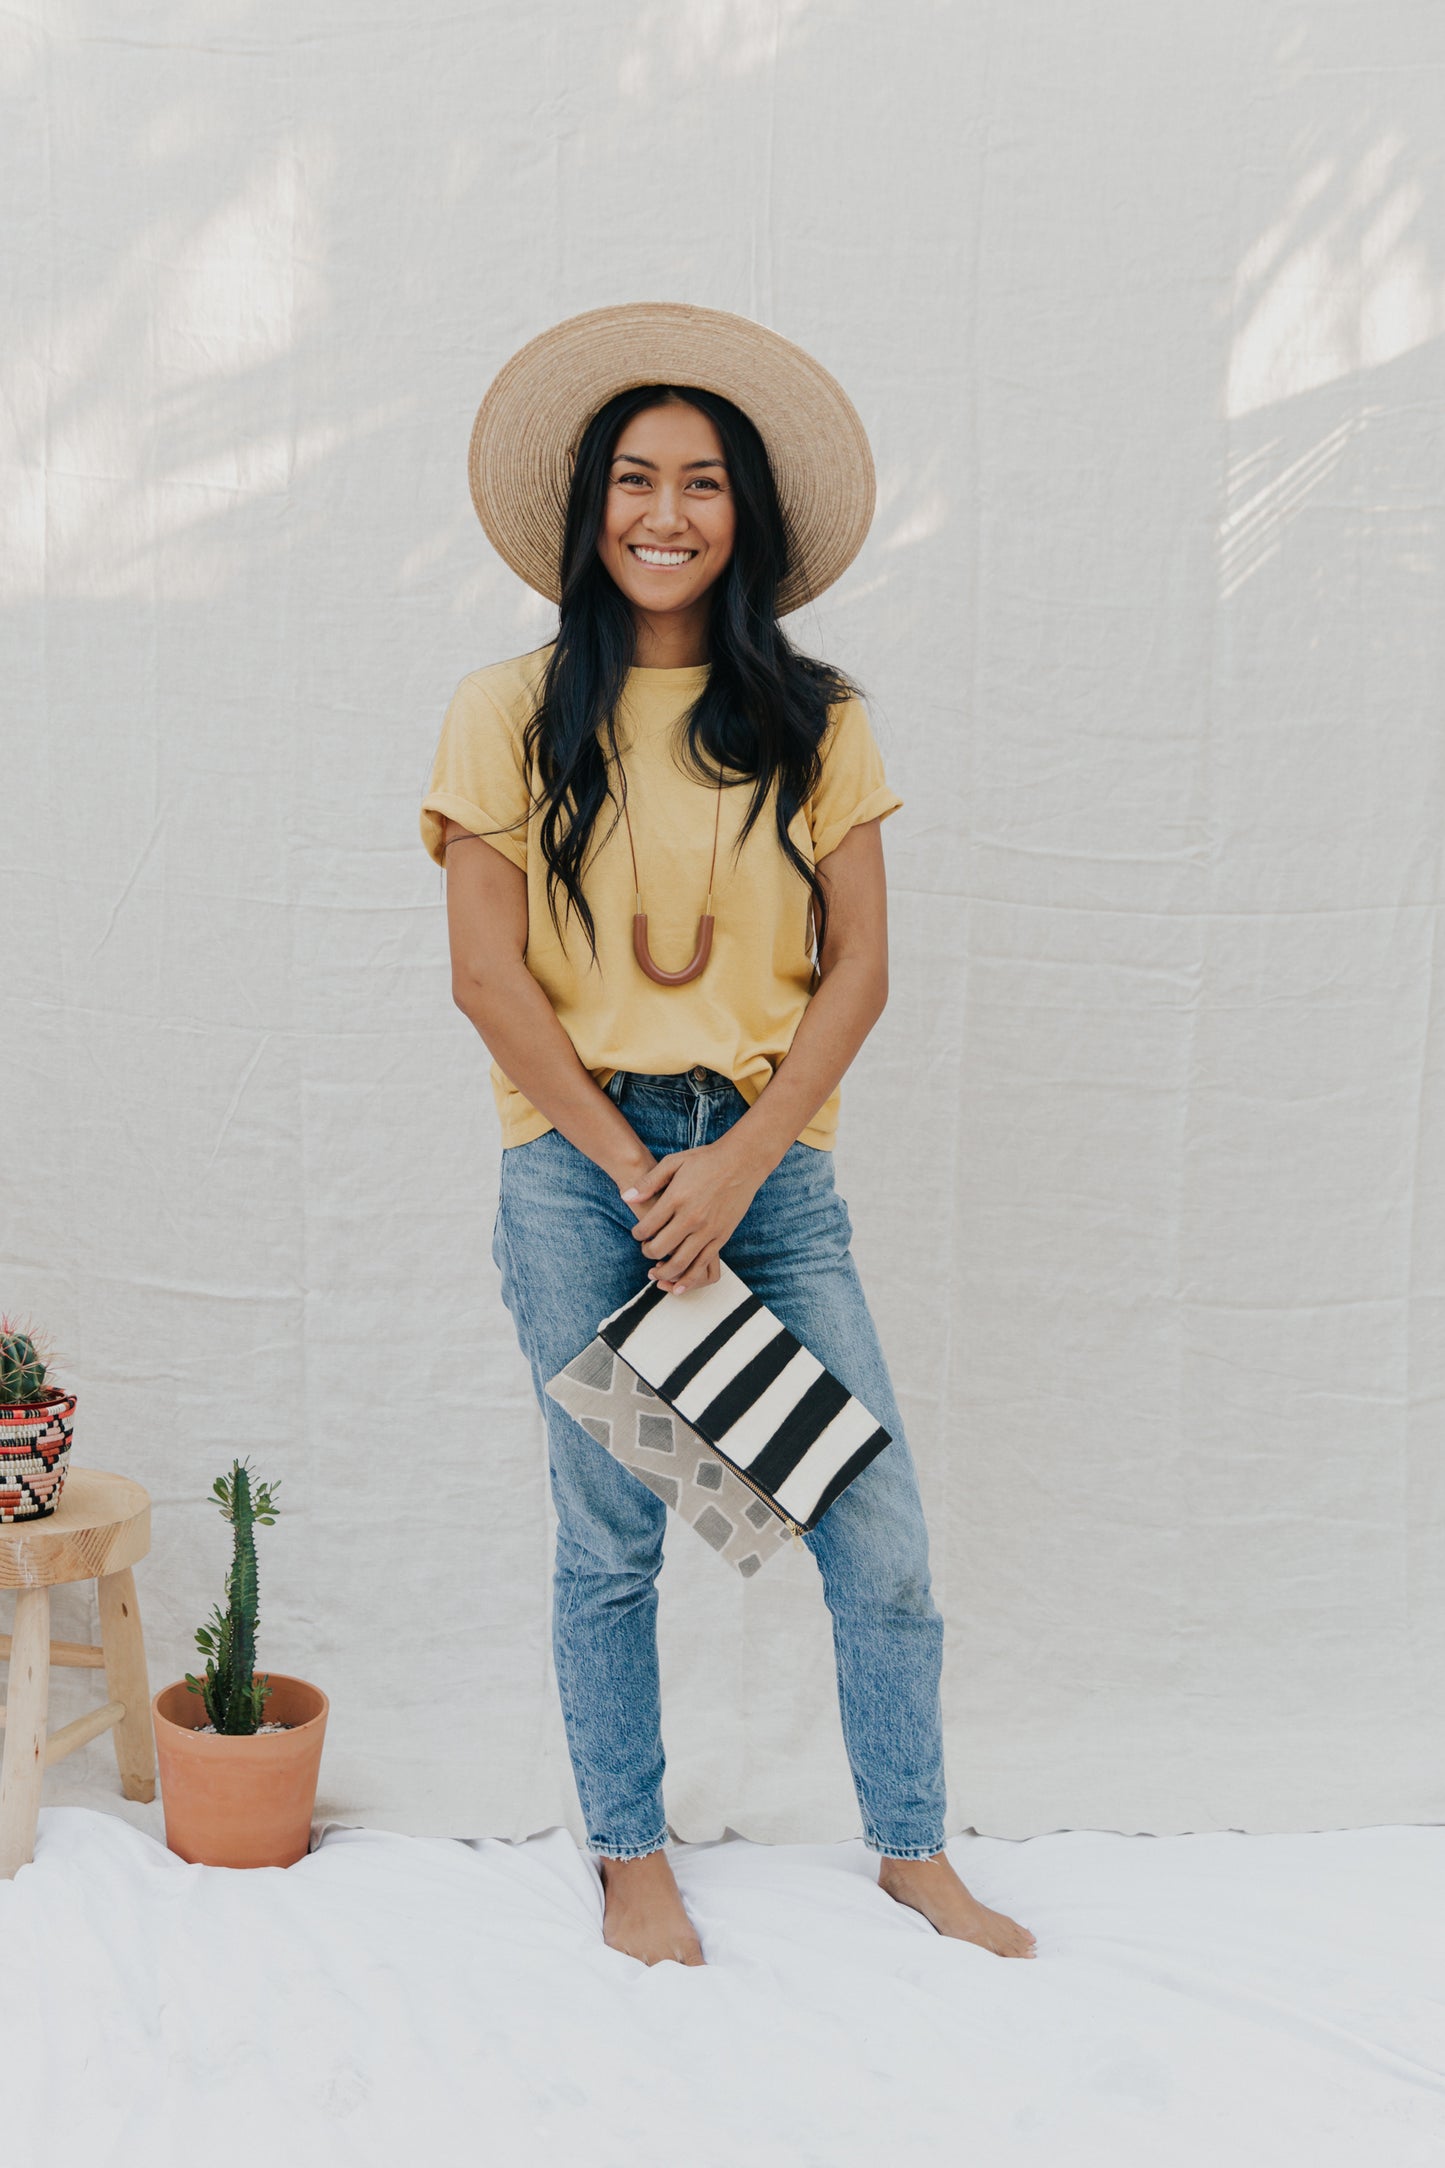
<box><xmin>0</xmin><ymin>1316</ymin><xmax>55</xmax><ymax>1405</ymax></box>
<box><xmin>183</xmin><ymin>1458</ymin><xmax>282</xmax><ymax>1734</ymax></box>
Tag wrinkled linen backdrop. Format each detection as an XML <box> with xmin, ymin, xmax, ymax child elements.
<box><xmin>4</xmin><ymin>1</ymin><xmax>1442</xmax><ymax>1840</ymax></box>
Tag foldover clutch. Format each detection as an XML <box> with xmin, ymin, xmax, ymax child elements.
<box><xmin>543</xmin><ymin>1259</ymin><xmax>892</xmax><ymax>1576</ymax></box>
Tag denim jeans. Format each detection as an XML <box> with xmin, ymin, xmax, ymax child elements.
<box><xmin>490</xmin><ymin>1065</ymin><xmax>947</xmax><ymax>1860</ymax></box>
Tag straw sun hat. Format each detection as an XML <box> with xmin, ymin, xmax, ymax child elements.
<box><xmin>467</xmin><ymin>301</ymin><xmax>876</xmax><ymax>618</ymax></box>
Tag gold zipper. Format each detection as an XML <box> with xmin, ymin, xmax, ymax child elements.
<box><xmin>618</xmin><ymin>1347</ymin><xmax>807</xmax><ymax>1548</ymax></box>
<box><xmin>705</xmin><ymin>1442</ymin><xmax>806</xmax><ymax>1549</ymax></box>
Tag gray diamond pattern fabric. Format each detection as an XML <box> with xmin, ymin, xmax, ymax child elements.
<box><xmin>545</xmin><ymin>1339</ymin><xmax>796</xmax><ymax>1578</ymax></box>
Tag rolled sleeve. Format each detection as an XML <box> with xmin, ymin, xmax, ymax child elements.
<box><xmin>807</xmin><ymin>695</ymin><xmax>905</xmax><ymax>863</ymax></box>
<box><xmin>419</xmin><ymin>673</ymin><xmax>533</xmax><ymax>871</ymax></box>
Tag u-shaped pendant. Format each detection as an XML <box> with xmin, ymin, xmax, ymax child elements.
<box><xmin>621</xmin><ymin>766</ymin><xmax>725</xmax><ymax>987</ymax></box>
<box><xmin>633</xmin><ymin>901</ymin><xmax>714</xmax><ymax>985</ymax></box>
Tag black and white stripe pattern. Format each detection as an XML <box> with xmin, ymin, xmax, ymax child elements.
<box><xmin>596</xmin><ymin>1260</ymin><xmax>891</xmax><ymax>1532</ymax></box>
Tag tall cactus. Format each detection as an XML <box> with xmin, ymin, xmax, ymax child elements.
<box><xmin>184</xmin><ymin>1458</ymin><xmax>282</xmax><ymax>1734</ymax></box>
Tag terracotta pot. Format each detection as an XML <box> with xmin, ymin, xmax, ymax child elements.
<box><xmin>152</xmin><ymin>1672</ymin><xmax>329</xmax><ymax>1867</ymax></box>
<box><xmin>0</xmin><ymin>1387</ymin><xmax>77</xmax><ymax>1522</ymax></box>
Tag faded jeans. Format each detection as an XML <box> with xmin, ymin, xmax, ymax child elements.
<box><xmin>491</xmin><ymin>1064</ymin><xmax>947</xmax><ymax>1860</ymax></box>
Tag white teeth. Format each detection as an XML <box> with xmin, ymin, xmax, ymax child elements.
<box><xmin>631</xmin><ymin>546</ymin><xmax>696</xmax><ymax>566</ymax></box>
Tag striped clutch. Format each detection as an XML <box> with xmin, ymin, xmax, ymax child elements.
<box><xmin>554</xmin><ymin>1259</ymin><xmax>893</xmax><ymax>1548</ymax></box>
<box><xmin>544</xmin><ymin>1341</ymin><xmax>798</xmax><ymax>1577</ymax></box>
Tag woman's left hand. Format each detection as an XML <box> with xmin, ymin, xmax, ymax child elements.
<box><xmin>619</xmin><ymin>1137</ymin><xmax>765</xmax><ymax>1294</ymax></box>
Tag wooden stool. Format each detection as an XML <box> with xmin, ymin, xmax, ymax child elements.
<box><xmin>0</xmin><ymin>1469</ymin><xmax>156</xmax><ymax>1878</ymax></box>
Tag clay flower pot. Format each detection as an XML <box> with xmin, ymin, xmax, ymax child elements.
<box><xmin>0</xmin><ymin>1386</ymin><xmax>77</xmax><ymax>1522</ymax></box>
<box><xmin>152</xmin><ymin>1672</ymin><xmax>329</xmax><ymax>1867</ymax></box>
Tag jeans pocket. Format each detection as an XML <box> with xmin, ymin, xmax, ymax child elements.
<box><xmin>492</xmin><ymin>1147</ymin><xmax>513</xmax><ymax>1270</ymax></box>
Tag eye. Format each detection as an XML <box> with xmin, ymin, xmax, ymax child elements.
<box><xmin>688</xmin><ymin>477</ymin><xmax>722</xmax><ymax>491</ymax></box>
<box><xmin>615</xmin><ymin>470</ymin><xmax>650</xmax><ymax>486</ymax></box>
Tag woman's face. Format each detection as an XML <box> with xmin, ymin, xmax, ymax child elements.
<box><xmin>596</xmin><ymin>400</ymin><xmax>736</xmax><ymax>623</ymax></box>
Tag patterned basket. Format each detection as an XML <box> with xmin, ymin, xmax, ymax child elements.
<box><xmin>0</xmin><ymin>1389</ymin><xmax>77</xmax><ymax>1523</ymax></box>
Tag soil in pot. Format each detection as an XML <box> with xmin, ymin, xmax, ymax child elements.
<box><xmin>193</xmin><ymin>1721</ymin><xmax>293</xmax><ymax>1734</ymax></box>
<box><xmin>152</xmin><ymin>1672</ymin><xmax>328</xmax><ymax>1868</ymax></box>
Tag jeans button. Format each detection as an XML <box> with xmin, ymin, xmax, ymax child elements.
<box><xmin>690</xmin><ymin>1065</ymin><xmax>708</xmax><ymax>1083</ymax></box>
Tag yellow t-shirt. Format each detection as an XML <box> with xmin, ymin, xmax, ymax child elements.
<box><xmin>419</xmin><ymin>643</ymin><xmax>903</xmax><ymax>1151</ymax></box>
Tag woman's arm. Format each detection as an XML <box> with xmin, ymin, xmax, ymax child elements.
<box><xmin>713</xmin><ymin>814</ymin><xmax>891</xmax><ymax>1184</ymax></box>
<box><xmin>440</xmin><ymin>819</ymin><xmax>654</xmax><ymax>1192</ymax></box>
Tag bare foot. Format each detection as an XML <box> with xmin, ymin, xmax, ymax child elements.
<box><xmin>878</xmin><ymin>1852</ymin><xmax>1037</xmax><ymax>1957</ymax></box>
<box><xmin>598</xmin><ymin>1850</ymin><xmax>707</xmax><ymax>1966</ymax></box>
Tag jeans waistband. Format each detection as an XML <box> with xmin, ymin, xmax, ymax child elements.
<box><xmin>605</xmin><ymin>1066</ymin><xmax>735</xmax><ymax>1104</ymax></box>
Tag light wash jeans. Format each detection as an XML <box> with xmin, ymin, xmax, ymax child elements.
<box><xmin>491</xmin><ymin>1064</ymin><xmax>947</xmax><ymax>1860</ymax></box>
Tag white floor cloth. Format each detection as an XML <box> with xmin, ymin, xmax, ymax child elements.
<box><xmin>5</xmin><ymin>1807</ymin><xmax>1441</xmax><ymax>2167</ymax></box>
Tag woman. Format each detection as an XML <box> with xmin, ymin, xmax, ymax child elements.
<box><xmin>420</xmin><ymin>303</ymin><xmax>1036</xmax><ymax>1966</ymax></box>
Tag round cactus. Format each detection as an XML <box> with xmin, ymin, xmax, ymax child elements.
<box><xmin>0</xmin><ymin>1318</ymin><xmax>54</xmax><ymax>1406</ymax></box>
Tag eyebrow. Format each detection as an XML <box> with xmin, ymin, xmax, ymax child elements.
<box><xmin>610</xmin><ymin>452</ymin><xmax>727</xmax><ymax>470</ymax></box>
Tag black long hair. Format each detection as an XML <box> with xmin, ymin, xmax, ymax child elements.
<box><xmin>511</xmin><ymin>383</ymin><xmax>862</xmax><ymax>975</ymax></box>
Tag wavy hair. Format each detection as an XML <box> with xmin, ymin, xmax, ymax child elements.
<box><xmin>511</xmin><ymin>383</ymin><xmax>862</xmax><ymax>975</ymax></box>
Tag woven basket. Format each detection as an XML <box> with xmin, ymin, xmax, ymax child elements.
<box><xmin>0</xmin><ymin>1389</ymin><xmax>77</xmax><ymax>1522</ymax></box>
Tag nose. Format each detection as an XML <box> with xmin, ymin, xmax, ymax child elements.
<box><xmin>642</xmin><ymin>484</ymin><xmax>689</xmax><ymax>536</ymax></box>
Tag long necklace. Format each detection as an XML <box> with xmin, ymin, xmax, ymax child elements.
<box><xmin>620</xmin><ymin>766</ymin><xmax>724</xmax><ymax>986</ymax></box>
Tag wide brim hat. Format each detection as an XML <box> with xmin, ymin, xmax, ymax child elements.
<box><xmin>467</xmin><ymin>301</ymin><xmax>876</xmax><ymax>618</ymax></box>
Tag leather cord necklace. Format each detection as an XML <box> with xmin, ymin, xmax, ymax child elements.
<box><xmin>621</xmin><ymin>765</ymin><xmax>724</xmax><ymax>986</ymax></box>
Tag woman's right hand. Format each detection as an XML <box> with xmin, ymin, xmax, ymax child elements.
<box><xmin>616</xmin><ymin>1133</ymin><xmax>769</xmax><ymax>1295</ymax></box>
<box><xmin>614</xmin><ymin>1149</ymin><xmax>716</xmax><ymax>1289</ymax></box>
<box><xmin>616</xmin><ymin>1150</ymin><xmax>727</xmax><ymax>1291</ymax></box>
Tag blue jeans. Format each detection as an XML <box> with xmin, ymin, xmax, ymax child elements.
<box><xmin>491</xmin><ymin>1065</ymin><xmax>947</xmax><ymax>1860</ymax></box>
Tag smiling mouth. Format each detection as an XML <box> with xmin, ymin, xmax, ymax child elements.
<box><xmin>629</xmin><ymin>545</ymin><xmax>698</xmax><ymax>568</ymax></box>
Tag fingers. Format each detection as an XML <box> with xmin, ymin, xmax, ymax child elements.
<box><xmin>619</xmin><ymin>1155</ymin><xmax>675</xmax><ymax>1207</ymax></box>
<box><xmin>631</xmin><ymin>1185</ymin><xmax>689</xmax><ymax>1254</ymax></box>
<box><xmin>637</xmin><ymin>1215</ymin><xmax>684</xmax><ymax>1261</ymax></box>
<box><xmin>622</xmin><ymin>1150</ymin><xmax>723</xmax><ymax>1292</ymax></box>
<box><xmin>647</xmin><ymin>1234</ymin><xmax>700</xmax><ymax>1285</ymax></box>
<box><xmin>657</xmin><ymin>1266</ymin><xmax>717</xmax><ymax>1294</ymax></box>
<box><xmin>651</xmin><ymin>1244</ymin><xmax>721</xmax><ymax>1295</ymax></box>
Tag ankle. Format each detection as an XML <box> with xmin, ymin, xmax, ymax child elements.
<box><xmin>598</xmin><ymin>1848</ymin><xmax>670</xmax><ymax>1881</ymax></box>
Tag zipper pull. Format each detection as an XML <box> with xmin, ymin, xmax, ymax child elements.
<box><xmin>790</xmin><ymin>1521</ymin><xmax>803</xmax><ymax>1552</ymax></box>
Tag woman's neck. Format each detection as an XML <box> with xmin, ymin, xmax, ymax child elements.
<box><xmin>631</xmin><ymin>600</ymin><xmax>711</xmax><ymax>670</ymax></box>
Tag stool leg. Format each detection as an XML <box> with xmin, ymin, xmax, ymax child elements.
<box><xmin>0</xmin><ymin>1585</ymin><xmax>51</xmax><ymax>1878</ymax></box>
<box><xmin>97</xmin><ymin>1567</ymin><xmax>156</xmax><ymax>1804</ymax></box>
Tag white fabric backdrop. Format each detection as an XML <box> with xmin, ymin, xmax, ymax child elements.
<box><xmin>4</xmin><ymin>0</ymin><xmax>1442</xmax><ymax>1841</ymax></box>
